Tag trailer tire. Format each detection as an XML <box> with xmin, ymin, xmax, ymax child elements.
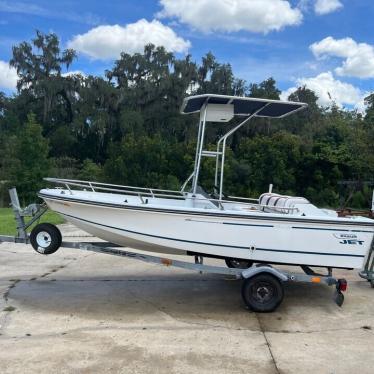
<box><xmin>241</xmin><ymin>273</ymin><xmax>284</xmax><ymax>312</ymax></box>
<box><xmin>225</xmin><ymin>258</ymin><xmax>253</xmax><ymax>269</ymax></box>
<box><xmin>30</xmin><ymin>223</ymin><xmax>62</xmax><ymax>255</ymax></box>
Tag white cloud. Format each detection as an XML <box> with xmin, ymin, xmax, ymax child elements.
<box><xmin>310</xmin><ymin>36</ymin><xmax>374</xmax><ymax>78</ymax></box>
<box><xmin>68</xmin><ymin>19</ymin><xmax>191</xmax><ymax>60</ymax></box>
<box><xmin>281</xmin><ymin>71</ymin><xmax>366</xmax><ymax>111</ymax></box>
<box><xmin>157</xmin><ymin>0</ymin><xmax>303</xmax><ymax>33</ymax></box>
<box><xmin>314</xmin><ymin>0</ymin><xmax>343</xmax><ymax>15</ymax></box>
<box><xmin>61</xmin><ymin>70</ymin><xmax>86</xmax><ymax>78</ymax></box>
<box><xmin>0</xmin><ymin>60</ymin><xmax>17</xmax><ymax>91</ymax></box>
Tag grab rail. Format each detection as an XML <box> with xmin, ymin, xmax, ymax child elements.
<box><xmin>45</xmin><ymin>178</ymin><xmax>185</xmax><ymax>196</ymax></box>
<box><xmin>44</xmin><ymin>178</ymin><xmax>299</xmax><ymax>213</ymax></box>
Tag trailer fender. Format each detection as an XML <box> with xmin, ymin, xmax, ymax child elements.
<box><xmin>241</xmin><ymin>266</ymin><xmax>288</xmax><ymax>282</ymax></box>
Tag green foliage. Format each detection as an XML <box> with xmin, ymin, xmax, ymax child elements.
<box><xmin>0</xmin><ymin>208</ymin><xmax>64</xmax><ymax>235</ymax></box>
<box><xmin>103</xmin><ymin>135</ymin><xmax>190</xmax><ymax>189</ymax></box>
<box><xmin>235</xmin><ymin>132</ymin><xmax>302</xmax><ymax>196</ymax></box>
<box><xmin>249</xmin><ymin>77</ymin><xmax>280</xmax><ymax>99</ymax></box>
<box><xmin>50</xmin><ymin>157</ymin><xmax>80</xmax><ymax>179</ymax></box>
<box><xmin>10</xmin><ymin>31</ymin><xmax>76</xmax><ymax>126</ymax></box>
<box><xmin>0</xmin><ymin>30</ymin><xmax>373</xmax><ymax>209</ymax></box>
<box><xmin>364</xmin><ymin>93</ymin><xmax>374</xmax><ymax>123</ymax></box>
<box><xmin>79</xmin><ymin>159</ymin><xmax>103</xmax><ymax>181</ymax></box>
<box><xmin>2</xmin><ymin>114</ymin><xmax>51</xmax><ymax>204</ymax></box>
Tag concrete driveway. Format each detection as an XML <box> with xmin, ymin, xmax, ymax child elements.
<box><xmin>0</xmin><ymin>224</ymin><xmax>373</xmax><ymax>374</ymax></box>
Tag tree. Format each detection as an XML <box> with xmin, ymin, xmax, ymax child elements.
<box><xmin>235</xmin><ymin>132</ymin><xmax>302</xmax><ymax>196</ymax></box>
<box><xmin>71</xmin><ymin>75</ymin><xmax>119</xmax><ymax>162</ymax></box>
<box><xmin>103</xmin><ymin>135</ymin><xmax>190</xmax><ymax>189</ymax></box>
<box><xmin>249</xmin><ymin>78</ymin><xmax>280</xmax><ymax>99</ymax></box>
<box><xmin>197</xmin><ymin>52</ymin><xmax>218</xmax><ymax>93</ymax></box>
<box><xmin>281</xmin><ymin>86</ymin><xmax>323</xmax><ymax>136</ymax></box>
<box><xmin>4</xmin><ymin>113</ymin><xmax>51</xmax><ymax>204</ymax></box>
<box><xmin>10</xmin><ymin>31</ymin><xmax>76</xmax><ymax>126</ymax></box>
<box><xmin>78</xmin><ymin>159</ymin><xmax>103</xmax><ymax>181</ymax></box>
<box><xmin>245</xmin><ymin>78</ymin><xmax>281</xmax><ymax>136</ymax></box>
<box><xmin>1</xmin><ymin>31</ymin><xmax>373</xmax><ymax>209</ymax></box>
<box><xmin>364</xmin><ymin>93</ymin><xmax>374</xmax><ymax>124</ymax></box>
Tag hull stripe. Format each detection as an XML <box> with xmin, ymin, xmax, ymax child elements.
<box><xmin>57</xmin><ymin>211</ymin><xmax>365</xmax><ymax>259</ymax></box>
<box><xmin>292</xmin><ymin>226</ymin><xmax>374</xmax><ymax>233</ymax></box>
<box><xmin>223</xmin><ymin>222</ymin><xmax>273</xmax><ymax>228</ymax></box>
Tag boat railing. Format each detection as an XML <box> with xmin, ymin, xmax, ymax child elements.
<box><xmin>44</xmin><ymin>178</ymin><xmax>299</xmax><ymax>214</ymax></box>
<box><xmin>44</xmin><ymin>178</ymin><xmax>186</xmax><ymax>198</ymax></box>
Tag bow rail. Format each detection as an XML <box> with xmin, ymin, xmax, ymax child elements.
<box><xmin>44</xmin><ymin>178</ymin><xmax>185</xmax><ymax>198</ymax></box>
<box><xmin>43</xmin><ymin>178</ymin><xmax>301</xmax><ymax>213</ymax></box>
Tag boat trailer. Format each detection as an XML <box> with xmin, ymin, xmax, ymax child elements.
<box><xmin>1</xmin><ymin>188</ymin><xmax>373</xmax><ymax>312</ymax></box>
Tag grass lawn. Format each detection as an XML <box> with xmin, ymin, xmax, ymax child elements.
<box><xmin>0</xmin><ymin>208</ymin><xmax>64</xmax><ymax>236</ymax></box>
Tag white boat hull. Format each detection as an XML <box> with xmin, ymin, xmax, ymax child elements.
<box><xmin>40</xmin><ymin>191</ymin><xmax>374</xmax><ymax>269</ymax></box>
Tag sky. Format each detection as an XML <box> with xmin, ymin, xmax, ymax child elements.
<box><xmin>0</xmin><ymin>0</ymin><xmax>373</xmax><ymax>111</ymax></box>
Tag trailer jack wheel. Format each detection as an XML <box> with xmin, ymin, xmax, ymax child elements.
<box><xmin>30</xmin><ymin>223</ymin><xmax>62</xmax><ymax>255</ymax></box>
<box><xmin>241</xmin><ymin>273</ymin><xmax>284</xmax><ymax>312</ymax></box>
<box><xmin>333</xmin><ymin>291</ymin><xmax>344</xmax><ymax>307</ymax></box>
<box><xmin>333</xmin><ymin>278</ymin><xmax>347</xmax><ymax>307</ymax></box>
<box><xmin>225</xmin><ymin>258</ymin><xmax>253</xmax><ymax>269</ymax></box>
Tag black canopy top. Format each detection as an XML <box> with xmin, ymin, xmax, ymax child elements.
<box><xmin>180</xmin><ymin>94</ymin><xmax>307</xmax><ymax>119</ymax></box>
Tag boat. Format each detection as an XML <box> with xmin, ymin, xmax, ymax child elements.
<box><xmin>38</xmin><ymin>94</ymin><xmax>374</xmax><ymax>270</ymax></box>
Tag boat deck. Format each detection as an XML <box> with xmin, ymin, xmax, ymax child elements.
<box><xmin>40</xmin><ymin>184</ymin><xmax>374</xmax><ymax>225</ymax></box>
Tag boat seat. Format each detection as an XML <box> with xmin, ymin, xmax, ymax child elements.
<box><xmin>259</xmin><ymin>193</ymin><xmax>309</xmax><ymax>214</ymax></box>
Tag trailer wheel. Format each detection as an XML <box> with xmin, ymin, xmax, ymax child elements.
<box><xmin>225</xmin><ymin>258</ymin><xmax>253</xmax><ymax>269</ymax></box>
<box><xmin>241</xmin><ymin>273</ymin><xmax>284</xmax><ymax>312</ymax></box>
<box><xmin>30</xmin><ymin>223</ymin><xmax>62</xmax><ymax>255</ymax></box>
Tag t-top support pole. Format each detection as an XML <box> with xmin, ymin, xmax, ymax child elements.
<box><xmin>214</xmin><ymin>103</ymin><xmax>271</xmax><ymax>200</ymax></box>
<box><xmin>192</xmin><ymin>103</ymin><xmax>208</xmax><ymax>194</ymax></box>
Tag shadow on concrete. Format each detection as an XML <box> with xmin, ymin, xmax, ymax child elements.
<box><xmin>6</xmin><ymin>272</ymin><xmax>339</xmax><ymax>321</ymax></box>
